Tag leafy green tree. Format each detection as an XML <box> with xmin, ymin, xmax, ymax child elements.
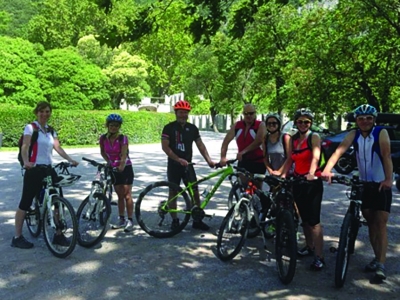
<box><xmin>37</xmin><ymin>47</ymin><xmax>110</xmax><ymax>109</ymax></box>
<box><xmin>0</xmin><ymin>36</ymin><xmax>45</xmax><ymax>106</ymax></box>
<box><xmin>103</xmin><ymin>51</ymin><xmax>150</xmax><ymax>107</ymax></box>
<box><xmin>0</xmin><ymin>0</ymin><xmax>39</xmax><ymax>37</ymax></box>
<box><xmin>27</xmin><ymin>0</ymin><xmax>105</xmax><ymax>49</ymax></box>
<box><xmin>77</xmin><ymin>34</ymin><xmax>117</xmax><ymax>69</ymax></box>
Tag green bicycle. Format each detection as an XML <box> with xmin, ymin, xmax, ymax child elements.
<box><xmin>135</xmin><ymin>159</ymin><xmax>237</xmax><ymax>238</ymax></box>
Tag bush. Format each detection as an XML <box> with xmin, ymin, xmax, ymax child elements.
<box><xmin>0</xmin><ymin>105</ymin><xmax>175</xmax><ymax>147</ymax></box>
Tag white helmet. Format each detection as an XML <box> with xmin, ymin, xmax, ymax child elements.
<box><xmin>54</xmin><ymin>174</ymin><xmax>81</xmax><ymax>187</ymax></box>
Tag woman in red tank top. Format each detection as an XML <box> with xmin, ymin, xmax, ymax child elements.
<box><xmin>281</xmin><ymin>108</ymin><xmax>325</xmax><ymax>271</ymax></box>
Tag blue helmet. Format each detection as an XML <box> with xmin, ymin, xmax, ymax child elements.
<box><xmin>353</xmin><ymin>104</ymin><xmax>378</xmax><ymax>118</ymax></box>
<box><xmin>106</xmin><ymin>114</ymin><xmax>123</xmax><ymax>124</ymax></box>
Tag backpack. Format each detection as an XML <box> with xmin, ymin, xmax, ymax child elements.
<box><xmin>100</xmin><ymin>134</ymin><xmax>130</xmax><ymax>159</ymax></box>
<box><xmin>18</xmin><ymin>123</ymin><xmax>54</xmax><ymax>167</ymax></box>
<box><xmin>291</xmin><ymin>131</ymin><xmax>326</xmax><ymax>172</ymax></box>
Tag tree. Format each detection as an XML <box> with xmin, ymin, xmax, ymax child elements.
<box><xmin>103</xmin><ymin>51</ymin><xmax>150</xmax><ymax>107</ymax></box>
<box><xmin>27</xmin><ymin>0</ymin><xmax>105</xmax><ymax>49</ymax></box>
<box><xmin>77</xmin><ymin>34</ymin><xmax>117</xmax><ymax>69</ymax></box>
<box><xmin>0</xmin><ymin>36</ymin><xmax>45</xmax><ymax>106</ymax></box>
<box><xmin>37</xmin><ymin>47</ymin><xmax>110</xmax><ymax>109</ymax></box>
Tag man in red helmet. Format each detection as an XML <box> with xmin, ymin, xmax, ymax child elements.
<box><xmin>161</xmin><ymin>100</ymin><xmax>215</xmax><ymax>231</ymax></box>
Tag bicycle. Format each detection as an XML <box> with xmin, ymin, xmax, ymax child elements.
<box><xmin>135</xmin><ymin>159</ymin><xmax>237</xmax><ymax>238</ymax></box>
<box><xmin>330</xmin><ymin>174</ymin><xmax>367</xmax><ymax>288</ymax></box>
<box><xmin>263</xmin><ymin>175</ymin><xmax>313</xmax><ymax>285</ymax></box>
<box><xmin>24</xmin><ymin>162</ymin><xmax>80</xmax><ymax>258</ymax></box>
<box><xmin>76</xmin><ymin>157</ymin><xmax>115</xmax><ymax>247</ymax></box>
<box><xmin>217</xmin><ymin>170</ymin><xmax>279</xmax><ymax>261</ymax></box>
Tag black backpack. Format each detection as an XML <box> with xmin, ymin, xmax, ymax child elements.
<box><xmin>18</xmin><ymin>123</ymin><xmax>54</xmax><ymax>167</ymax></box>
<box><xmin>291</xmin><ymin>131</ymin><xmax>326</xmax><ymax>172</ymax></box>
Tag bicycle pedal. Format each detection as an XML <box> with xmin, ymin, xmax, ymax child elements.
<box><xmin>204</xmin><ymin>213</ymin><xmax>214</xmax><ymax>219</ymax></box>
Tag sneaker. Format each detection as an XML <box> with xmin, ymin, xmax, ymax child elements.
<box><xmin>171</xmin><ymin>218</ymin><xmax>180</xmax><ymax>230</ymax></box>
<box><xmin>11</xmin><ymin>235</ymin><xmax>34</xmax><ymax>249</ymax></box>
<box><xmin>310</xmin><ymin>256</ymin><xmax>325</xmax><ymax>271</ymax></box>
<box><xmin>52</xmin><ymin>234</ymin><xmax>71</xmax><ymax>247</ymax></box>
<box><xmin>375</xmin><ymin>264</ymin><xmax>386</xmax><ymax>280</ymax></box>
<box><xmin>111</xmin><ymin>217</ymin><xmax>126</xmax><ymax>229</ymax></box>
<box><xmin>365</xmin><ymin>258</ymin><xmax>379</xmax><ymax>272</ymax></box>
<box><xmin>297</xmin><ymin>246</ymin><xmax>314</xmax><ymax>257</ymax></box>
<box><xmin>192</xmin><ymin>220</ymin><xmax>210</xmax><ymax>231</ymax></box>
<box><xmin>124</xmin><ymin>220</ymin><xmax>134</xmax><ymax>232</ymax></box>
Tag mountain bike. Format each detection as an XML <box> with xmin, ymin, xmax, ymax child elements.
<box><xmin>76</xmin><ymin>157</ymin><xmax>115</xmax><ymax>247</ymax></box>
<box><xmin>216</xmin><ymin>170</ymin><xmax>278</xmax><ymax>261</ymax></box>
<box><xmin>24</xmin><ymin>162</ymin><xmax>80</xmax><ymax>258</ymax></box>
<box><xmin>330</xmin><ymin>174</ymin><xmax>367</xmax><ymax>288</ymax></box>
<box><xmin>135</xmin><ymin>159</ymin><xmax>237</xmax><ymax>238</ymax></box>
<box><xmin>263</xmin><ymin>175</ymin><xmax>312</xmax><ymax>285</ymax></box>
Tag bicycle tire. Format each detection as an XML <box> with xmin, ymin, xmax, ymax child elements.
<box><xmin>275</xmin><ymin>209</ymin><xmax>297</xmax><ymax>285</ymax></box>
<box><xmin>43</xmin><ymin>196</ymin><xmax>78</xmax><ymax>258</ymax></box>
<box><xmin>25</xmin><ymin>197</ymin><xmax>42</xmax><ymax>237</ymax></box>
<box><xmin>76</xmin><ymin>193</ymin><xmax>111</xmax><ymax>248</ymax></box>
<box><xmin>335</xmin><ymin>212</ymin><xmax>355</xmax><ymax>288</ymax></box>
<box><xmin>227</xmin><ymin>182</ymin><xmax>242</xmax><ymax>209</ymax></box>
<box><xmin>135</xmin><ymin>181</ymin><xmax>191</xmax><ymax>238</ymax></box>
<box><xmin>216</xmin><ymin>202</ymin><xmax>249</xmax><ymax>261</ymax></box>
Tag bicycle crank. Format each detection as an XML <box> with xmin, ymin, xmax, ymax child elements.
<box><xmin>191</xmin><ymin>206</ymin><xmax>206</xmax><ymax>222</ymax></box>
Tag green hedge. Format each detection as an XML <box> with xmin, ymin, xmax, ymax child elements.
<box><xmin>0</xmin><ymin>105</ymin><xmax>175</xmax><ymax>147</ymax></box>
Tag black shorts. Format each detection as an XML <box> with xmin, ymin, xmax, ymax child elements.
<box><xmin>19</xmin><ymin>166</ymin><xmax>57</xmax><ymax>211</ymax></box>
<box><xmin>113</xmin><ymin>165</ymin><xmax>134</xmax><ymax>186</ymax></box>
<box><xmin>361</xmin><ymin>182</ymin><xmax>392</xmax><ymax>213</ymax></box>
<box><xmin>238</xmin><ymin>160</ymin><xmax>266</xmax><ymax>175</ymax></box>
<box><xmin>293</xmin><ymin>178</ymin><xmax>323</xmax><ymax>226</ymax></box>
<box><xmin>167</xmin><ymin>163</ymin><xmax>198</xmax><ymax>190</ymax></box>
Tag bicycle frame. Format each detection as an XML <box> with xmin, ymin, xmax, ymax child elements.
<box><xmin>162</xmin><ymin>163</ymin><xmax>236</xmax><ymax>214</ymax></box>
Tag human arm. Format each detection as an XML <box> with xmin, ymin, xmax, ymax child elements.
<box><xmin>117</xmin><ymin>141</ymin><xmax>129</xmax><ymax>172</ymax></box>
<box><xmin>280</xmin><ymin>135</ymin><xmax>293</xmax><ymax>178</ymax></box>
<box><xmin>21</xmin><ymin>134</ymin><xmax>35</xmax><ymax>169</ymax></box>
<box><xmin>321</xmin><ymin>130</ymin><xmax>355</xmax><ymax>182</ymax></box>
<box><xmin>306</xmin><ymin>133</ymin><xmax>321</xmax><ymax>180</ymax></box>
<box><xmin>53</xmin><ymin>138</ymin><xmax>79</xmax><ymax>166</ymax></box>
<box><xmin>237</xmin><ymin>122</ymin><xmax>266</xmax><ymax>161</ymax></box>
<box><xmin>161</xmin><ymin>139</ymin><xmax>188</xmax><ymax>167</ymax></box>
<box><xmin>378</xmin><ymin>129</ymin><xmax>393</xmax><ymax>190</ymax></box>
<box><xmin>220</xmin><ymin>126</ymin><xmax>235</xmax><ymax>165</ymax></box>
<box><xmin>195</xmin><ymin>138</ymin><xmax>215</xmax><ymax>168</ymax></box>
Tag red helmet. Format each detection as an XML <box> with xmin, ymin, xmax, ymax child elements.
<box><xmin>174</xmin><ymin>100</ymin><xmax>191</xmax><ymax>111</ymax></box>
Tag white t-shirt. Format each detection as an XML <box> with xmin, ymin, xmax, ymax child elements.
<box><xmin>23</xmin><ymin>121</ymin><xmax>58</xmax><ymax>165</ymax></box>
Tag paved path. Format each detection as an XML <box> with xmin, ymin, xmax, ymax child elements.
<box><xmin>0</xmin><ymin>131</ymin><xmax>399</xmax><ymax>299</ymax></box>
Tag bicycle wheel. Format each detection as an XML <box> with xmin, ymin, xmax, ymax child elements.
<box><xmin>135</xmin><ymin>181</ymin><xmax>191</xmax><ymax>238</ymax></box>
<box><xmin>216</xmin><ymin>202</ymin><xmax>249</xmax><ymax>261</ymax></box>
<box><xmin>76</xmin><ymin>193</ymin><xmax>111</xmax><ymax>248</ymax></box>
<box><xmin>275</xmin><ymin>209</ymin><xmax>297</xmax><ymax>284</ymax></box>
<box><xmin>227</xmin><ymin>182</ymin><xmax>242</xmax><ymax>209</ymax></box>
<box><xmin>25</xmin><ymin>197</ymin><xmax>42</xmax><ymax>237</ymax></box>
<box><xmin>335</xmin><ymin>212</ymin><xmax>356</xmax><ymax>288</ymax></box>
<box><xmin>43</xmin><ymin>196</ymin><xmax>78</xmax><ymax>258</ymax></box>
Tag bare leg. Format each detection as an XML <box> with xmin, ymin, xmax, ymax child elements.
<box><xmin>15</xmin><ymin>209</ymin><xmax>26</xmax><ymax>237</ymax></box>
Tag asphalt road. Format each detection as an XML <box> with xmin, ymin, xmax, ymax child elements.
<box><xmin>0</xmin><ymin>131</ymin><xmax>399</xmax><ymax>300</ymax></box>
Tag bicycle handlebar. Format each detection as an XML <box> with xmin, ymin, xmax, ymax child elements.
<box><xmin>331</xmin><ymin>174</ymin><xmax>363</xmax><ymax>186</ymax></box>
<box><xmin>82</xmin><ymin>157</ymin><xmax>118</xmax><ymax>172</ymax></box>
<box><xmin>214</xmin><ymin>159</ymin><xmax>237</xmax><ymax>169</ymax></box>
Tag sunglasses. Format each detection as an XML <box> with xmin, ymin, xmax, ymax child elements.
<box><xmin>243</xmin><ymin>111</ymin><xmax>256</xmax><ymax>116</ymax></box>
<box><xmin>356</xmin><ymin>116</ymin><xmax>374</xmax><ymax>122</ymax></box>
<box><xmin>109</xmin><ymin>123</ymin><xmax>121</xmax><ymax>128</ymax></box>
<box><xmin>267</xmin><ymin>122</ymin><xmax>278</xmax><ymax>126</ymax></box>
<box><xmin>296</xmin><ymin>120</ymin><xmax>311</xmax><ymax>125</ymax></box>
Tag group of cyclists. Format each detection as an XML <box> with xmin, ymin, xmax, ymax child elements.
<box><xmin>12</xmin><ymin>100</ymin><xmax>392</xmax><ymax>283</ymax></box>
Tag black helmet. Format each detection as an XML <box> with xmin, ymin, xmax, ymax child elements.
<box><xmin>294</xmin><ymin>108</ymin><xmax>314</xmax><ymax>121</ymax></box>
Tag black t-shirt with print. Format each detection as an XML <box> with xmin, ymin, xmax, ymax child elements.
<box><xmin>161</xmin><ymin>121</ymin><xmax>200</xmax><ymax>164</ymax></box>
